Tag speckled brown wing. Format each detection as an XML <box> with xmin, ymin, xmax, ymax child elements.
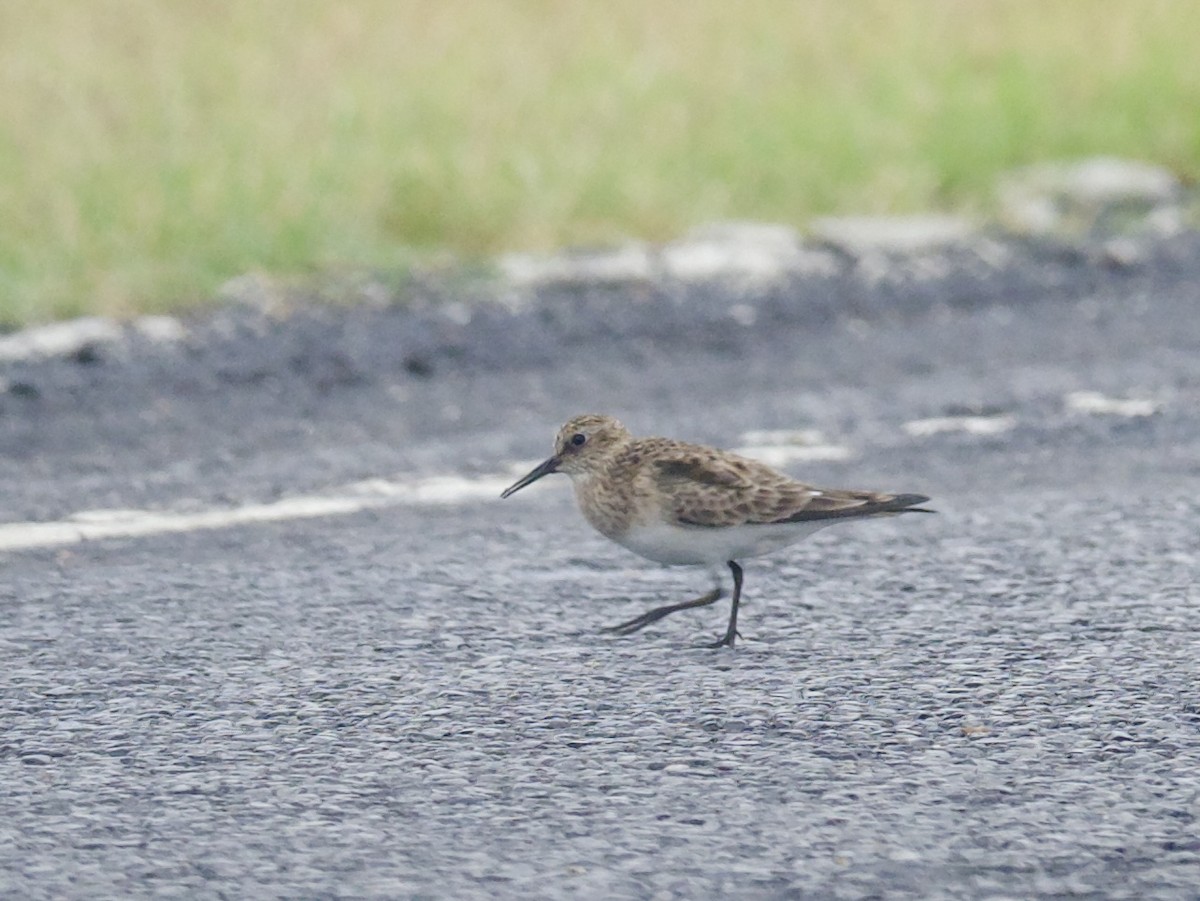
<box><xmin>647</xmin><ymin>441</ymin><xmax>932</xmax><ymax>527</ymax></box>
<box><xmin>647</xmin><ymin>442</ymin><xmax>822</xmax><ymax>527</ymax></box>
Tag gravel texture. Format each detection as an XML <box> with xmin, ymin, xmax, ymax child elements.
<box><xmin>2</xmin><ymin>233</ymin><xmax>1199</xmax><ymax>898</ymax></box>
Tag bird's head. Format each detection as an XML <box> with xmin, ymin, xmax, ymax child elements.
<box><xmin>500</xmin><ymin>414</ymin><xmax>631</xmax><ymax>497</ymax></box>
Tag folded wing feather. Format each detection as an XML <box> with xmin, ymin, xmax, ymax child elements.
<box><xmin>651</xmin><ymin>451</ymin><xmax>927</xmax><ymax>528</ymax></box>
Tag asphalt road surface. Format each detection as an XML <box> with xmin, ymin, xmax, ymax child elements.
<box><xmin>2</xmin><ymin>234</ymin><xmax>1199</xmax><ymax>898</ymax></box>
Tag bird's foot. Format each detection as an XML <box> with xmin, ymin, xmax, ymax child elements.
<box><xmin>701</xmin><ymin>629</ymin><xmax>742</xmax><ymax>650</ymax></box>
<box><xmin>601</xmin><ymin>588</ymin><xmax>724</xmax><ymax>638</ymax></box>
<box><xmin>601</xmin><ymin>610</ymin><xmax>664</xmax><ymax>636</ymax></box>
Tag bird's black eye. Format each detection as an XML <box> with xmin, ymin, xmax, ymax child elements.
<box><xmin>570</xmin><ymin>433</ymin><xmax>587</xmax><ymax>447</ymax></box>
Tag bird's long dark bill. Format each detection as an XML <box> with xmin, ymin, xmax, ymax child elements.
<box><xmin>500</xmin><ymin>456</ymin><xmax>559</xmax><ymax>498</ymax></box>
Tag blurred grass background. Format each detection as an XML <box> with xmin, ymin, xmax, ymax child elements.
<box><xmin>2</xmin><ymin>0</ymin><xmax>1198</xmax><ymax>325</ymax></box>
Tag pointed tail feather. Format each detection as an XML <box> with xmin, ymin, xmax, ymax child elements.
<box><xmin>885</xmin><ymin>493</ymin><xmax>935</xmax><ymax>514</ymax></box>
<box><xmin>783</xmin><ymin>491</ymin><xmax>934</xmax><ymax>522</ymax></box>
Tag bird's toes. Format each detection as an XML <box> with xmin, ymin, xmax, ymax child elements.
<box><xmin>702</xmin><ymin>633</ymin><xmax>739</xmax><ymax>650</ymax></box>
<box><xmin>601</xmin><ymin>618</ymin><xmax>649</xmax><ymax>636</ymax></box>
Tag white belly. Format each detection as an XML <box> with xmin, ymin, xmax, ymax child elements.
<box><xmin>614</xmin><ymin>520</ymin><xmax>831</xmax><ymax>566</ymax></box>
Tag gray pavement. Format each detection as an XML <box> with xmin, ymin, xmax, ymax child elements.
<box><xmin>2</xmin><ymin>234</ymin><xmax>1199</xmax><ymax>898</ymax></box>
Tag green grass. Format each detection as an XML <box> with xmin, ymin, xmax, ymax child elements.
<box><xmin>2</xmin><ymin>0</ymin><xmax>1199</xmax><ymax>324</ymax></box>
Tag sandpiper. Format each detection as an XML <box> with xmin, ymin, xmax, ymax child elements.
<box><xmin>501</xmin><ymin>414</ymin><xmax>932</xmax><ymax>647</ymax></box>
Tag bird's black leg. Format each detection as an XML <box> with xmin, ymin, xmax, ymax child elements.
<box><xmin>706</xmin><ymin>561</ymin><xmax>743</xmax><ymax>648</ymax></box>
<box><xmin>603</xmin><ymin>586</ymin><xmax>724</xmax><ymax>636</ymax></box>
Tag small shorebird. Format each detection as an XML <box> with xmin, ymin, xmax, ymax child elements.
<box><xmin>501</xmin><ymin>414</ymin><xmax>932</xmax><ymax>648</ymax></box>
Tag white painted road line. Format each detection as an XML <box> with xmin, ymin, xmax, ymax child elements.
<box><xmin>903</xmin><ymin>414</ymin><xmax>1017</xmax><ymax>437</ymax></box>
<box><xmin>732</xmin><ymin>444</ymin><xmax>854</xmax><ymax>466</ymax></box>
<box><xmin>0</xmin><ymin>474</ymin><xmax>514</xmax><ymax>553</ymax></box>
<box><xmin>1065</xmin><ymin>391</ymin><xmax>1160</xmax><ymax>417</ymax></box>
<box><xmin>736</xmin><ymin>429</ymin><xmax>854</xmax><ymax>465</ymax></box>
<box><xmin>4</xmin><ymin>391</ymin><xmax>1154</xmax><ymax>554</ymax></box>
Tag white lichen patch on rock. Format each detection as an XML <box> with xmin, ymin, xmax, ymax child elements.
<box><xmin>497</xmin><ymin>244</ymin><xmax>656</xmax><ymax>288</ymax></box>
<box><xmin>660</xmin><ymin>221</ymin><xmax>840</xmax><ymax>282</ymax></box>
<box><xmin>0</xmin><ymin>317</ymin><xmax>123</xmax><ymax>362</ymax></box>
<box><xmin>998</xmin><ymin>157</ymin><xmax>1187</xmax><ymax>237</ymax></box>
<box><xmin>0</xmin><ymin>315</ymin><xmax>186</xmax><ymax>362</ymax></box>
<box><xmin>810</xmin><ymin>215</ymin><xmax>977</xmax><ymax>256</ymax></box>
